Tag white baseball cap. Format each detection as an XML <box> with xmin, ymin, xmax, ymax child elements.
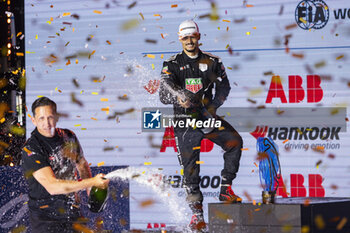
<box><xmin>178</xmin><ymin>20</ymin><xmax>200</xmax><ymax>39</ymax></box>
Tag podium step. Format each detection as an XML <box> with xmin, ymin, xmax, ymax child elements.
<box><xmin>208</xmin><ymin>197</ymin><xmax>350</xmax><ymax>233</ymax></box>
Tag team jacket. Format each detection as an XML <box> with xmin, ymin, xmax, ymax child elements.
<box><xmin>159</xmin><ymin>50</ymin><xmax>231</xmax><ymax>116</ymax></box>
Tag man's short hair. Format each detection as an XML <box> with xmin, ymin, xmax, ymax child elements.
<box><xmin>32</xmin><ymin>97</ymin><xmax>57</xmax><ymax>116</ymax></box>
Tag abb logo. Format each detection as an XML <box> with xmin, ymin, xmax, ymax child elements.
<box><xmin>160</xmin><ymin>126</ymin><xmax>214</xmax><ymax>152</ymax></box>
<box><xmin>276</xmin><ymin>174</ymin><xmax>325</xmax><ymax>197</ymax></box>
<box><xmin>147</xmin><ymin>223</ymin><xmax>166</xmax><ymax>229</ymax></box>
<box><xmin>266</xmin><ymin>75</ymin><xmax>323</xmax><ymax>104</ymax></box>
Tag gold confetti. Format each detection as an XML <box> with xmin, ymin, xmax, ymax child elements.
<box><xmin>336</xmin><ymin>55</ymin><xmax>344</xmax><ymax>60</ymax></box>
<box><xmin>282</xmin><ymin>225</ymin><xmax>293</xmax><ymax>232</ymax></box>
<box><xmin>16</xmin><ymin>52</ymin><xmax>24</xmax><ymax>56</ymax></box>
<box><xmin>147</xmin><ymin>54</ymin><xmax>155</xmax><ymax>59</ymax></box>
<box><xmin>97</xmin><ymin>161</ymin><xmax>105</xmax><ymax>167</ymax></box>
<box><xmin>246</xmin><ymin>4</ymin><xmax>254</xmax><ymax>7</ymax></box>
<box><xmin>91</xmin><ymin>92</ymin><xmax>98</xmax><ymax>95</ymax></box>
<box><xmin>226</xmin><ymin>112</ymin><xmax>231</xmax><ymax>116</ymax></box>
<box><xmin>253</xmin><ymin>26</ymin><xmax>257</xmax><ymax>29</ymax></box>
<box><xmin>75</xmin><ymin>59</ymin><xmax>78</xmax><ymax>64</ymax></box>
<box><xmin>35</xmin><ymin>160</ymin><xmax>41</xmax><ymax>164</ymax></box>
<box><xmin>254</xmin><ymin>208</ymin><xmax>260</xmax><ymax>212</ymax></box>
<box><xmin>299</xmin><ymin>17</ymin><xmax>307</xmax><ymax>24</ymax></box>
<box><xmin>246</xmin><ymin>31</ymin><xmax>251</xmax><ymax>35</ymax></box>
<box><xmin>27</xmin><ymin>114</ymin><xmax>32</xmax><ymax>118</ymax></box>
<box><xmin>283</xmin><ymin>139</ymin><xmax>289</xmax><ymax>144</ymax></box>
<box><xmin>74</xmin><ymin>124</ymin><xmax>82</xmax><ymax>127</ymax></box>
<box><xmin>171</xmin><ymin>4</ymin><xmax>178</xmax><ymax>8</ymax></box>
<box><xmin>93</xmin><ymin>10</ymin><xmax>102</xmax><ymax>14</ymax></box>
<box><xmin>241</xmin><ymin>148</ymin><xmax>249</xmax><ymax>151</ymax></box>
<box><xmin>253</xmin><ymin>200</ymin><xmax>256</xmax><ymax>205</ymax></box>
<box><xmin>81</xmin><ymin>128</ymin><xmax>87</xmax><ymax>130</ymax></box>
<box><xmin>140</xmin><ymin>199</ymin><xmax>154</xmax><ymax>208</ymax></box>
<box><xmin>66</xmin><ymin>59</ymin><xmax>71</xmax><ymax>65</ymax></box>
<box><xmin>122</xmin><ymin>19</ymin><xmax>140</xmax><ymax>31</ymax></box>
<box><xmin>72</xmin><ymin>223</ymin><xmax>94</xmax><ymax>233</ymax></box>
<box><xmin>218</xmin><ymin>127</ymin><xmax>225</xmax><ymax>131</ymax></box>
<box><xmin>336</xmin><ymin>217</ymin><xmax>347</xmax><ymax>230</ymax></box>
<box><xmin>315</xmin><ymin>215</ymin><xmax>325</xmax><ymax>229</ymax></box>
<box><xmin>106</xmin><ymin>40</ymin><xmax>111</xmax><ymax>45</ymax></box>
<box><xmin>91</xmin><ymin>117</ymin><xmax>97</xmax><ymax>121</ymax></box>
<box><xmin>46</xmin><ymin>21</ymin><xmax>51</xmax><ymax>24</ymax></box>
<box><xmin>100</xmin><ymin>98</ymin><xmax>108</xmax><ymax>102</ymax></box>
<box><xmin>139</xmin><ymin>13</ymin><xmax>144</xmax><ymax>20</ymax></box>
<box><xmin>23</xmin><ymin>147</ymin><xmax>32</xmax><ymax>155</ymax></box>
<box><xmin>222</xmin><ymin>19</ymin><xmax>231</xmax><ymax>22</ymax></box>
<box><xmin>144</xmin><ymin>162</ymin><xmax>152</xmax><ymax>165</ymax></box>
<box><xmin>196</xmin><ymin>161</ymin><xmax>204</xmax><ymax>164</ymax></box>
<box><xmin>62</xmin><ymin>12</ymin><xmax>71</xmax><ymax>17</ymax></box>
<box><xmin>160</xmin><ymin>54</ymin><xmax>164</xmax><ymax>59</ymax></box>
<box><xmin>40</xmin><ymin>205</ymin><xmax>49</xmax><ymax>209</ymax></box>
<box><xmin>301</xmin><ymin>225</ymin><xmax>310</xmax><ymax>233</ymax></box>
<box><xmin>151</xmin><ymin>64</ymin><xmax>155</xmax><ymax>70</ymax></box>
<box><xmin>17</xmin><ymin>32</ymin><xmax>22</xmax><ymax>37</ymax></box>
<box><xmin>0</xmin><ymin>118</ymin><xmax>5</xmax><ymax>123</ymax></box>
<box><xmin>55</xmin><ymin>69</ymin><xmax>63</xmax><ymax>71</ymax></box>
<box><xmin>180</xmin><ymin>169</ymin><xmax>184</xmax><ymax>175</ymax></box>
<box><xmin>193</xmin><ymin>146</ymin><xmax>201</xmax><ymax>150</ymax></box>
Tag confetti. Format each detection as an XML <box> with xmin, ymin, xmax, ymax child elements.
<box><xmin>147</xmin><ymin>54</ymin><xmax>155</xmax><ymax>59</ymax></box>
<box><xmin>283</xmin><ymin>139</ymin><xmax>289</xmax><ymax>144</ymax></box>
<box><xmin>66</xmin><ymin>59</ymin><xmax>71</xmax><ymax>65</ymax></box>
<box><xmin>16</xmin><ymin>52</ymin><xmax>24</xmax><ymax>56</ymax></box>
<box><xmin>315</xmin><ymin>215</ymin><xmax>325</xmax><ymax>229</ymax></box>
<box><xmin>282</xmin><ymin>225</ymin><xmax>293</xmax><ymax>232</ymax></box>
<box><xmin>145</xmin><ymin>39</ymin><xmax>157</xmax><ymax>44</ymax></box>
<box><xmin>144</xmin><ymin>162</ymin><xmax>152</xmax><ymax>165</ymax></box>
<box><xmin>254</xmin><ymin>162</ymin><xmax>258</xmax><ymax>167</ymax></box>
<box><xmin>336</xmin><ymin>55</ymin><xmax>344</xmax><ymax>60</ymax></box>
<box><xmin>27</xmin><ymin>114</ymin><xmax>32</xmax><ymax>118</ymax></box>
<box><xmin>127</xmin><ymin>1</ymin><xmax>137</xmax><ymax>9</ymax></box>
<box><xmin>139</xmin><ymin>13</ymin><xmax>144</xmax><ymax>20</ymax></box>
<box><xmin>72</xmin><ymin>223</ymin><xmax>94</xmax><ymax>233</ymax></box>
<box><xmin>246</xmin><ymin>4</ymin><xmax>254</xmax><ymax>7</ymax></box>
<box><xmin>246</xmin><ymin>31</ymin><xmax>251</xmax><ymax>35</ymax></box>
<box><xmin>180</xmin><ymin>169</ymin><xmax>184</xmax><ymax>175</ymax></box>
<box><xmin>292</xmin><ymin>53</ymin><xmax>304</xmax><ymax>59</ymax></box>
<box><xmin>74</xmin><ymin>124</ymin><xmax>82</xmax><ymax>127</ymax></box>
<box><xmin>254</xmin><ymin>208</ymin><xmax>260</xmax><ymax>212</ymax></box>
<box><xmin>35</xmin><ymin>160</ymin><xmax>41</xmax><ymax>164</ymax></box>
<box><xmin>151</xmin><ymin>64</ymin><xmax>155</xmax><ymax>70</ymax></box>
<box><xmin>0</xmin><ymin>118</ymin><xmax>4</xmax><ymax>123</ymax></box>
<box><xmin>23</xmin><ymin>147</ymin><xmax>32</xmax><ymax>156</ymax></box>
<box><xmin>91</xmin><ymin>92</ymin><xmax>98</xmax><ymax>95</ymax></box>
<box><xmin>140</xmin><ymin>199</ymin><xmax>154</xmax><ymax>208</ymax></box>
<box><xmin>193</xmin><ymin>146</ymin><xmax>201</xmax><ymax>150</ymax></box>
<box><xmin>222</xmin><ymin>19</ymin><xmax>231</xmax><ymax>23</ymax></box>
<box><xmin>285</xmin><ymin>23</ymin><xmax>297</xmax><ymax>30</ymax></box>
<box><xmin>106</xmin><ymin>40</ymin><xmax>111</xmax><ymax>45</ymax></box>
<box><xmin>40</xmin><ymin>205</ymin><xmax>49</xmax><ymax>209</ymax></box>
<box><xmin>241</xmin><ymin>148</ymin><xmax>249</xmax><ymax>151</ymax></box>
<box><xmin>160</xmin><ymin>54</ymin><xmax>164</xmax><ymax>59</ymax></box>
<box><xmin>196</xmin><ymin>161</ymin><xmax>204</xmax><ymax>164</ymax></box>
<box><xmin>100</xmin><ymin>98</ymin><xmax>108</xmax><ymax>102</ymax></box>
<box><xmin>171</xmin><ymin>4</ymin><xmax>178</xmax><ymax>8</ymax></box>
<box><xmin>97</xmin><ymin>161</ymin><xmax>105</xmax><ymax>167</ymax></box>
<box><xmin>299</xmin><ymin>17</ymin><xmax>307</xmax><ymax>24</ymax></box>
<box><xmin>336</xmin><ymin>217</ymin><xmax>347</xmax><ymax>230</ymax></box>
<box><xmin>122</xmin><ymin>19</ymin><xmax>140</xmax><ymax>31</ymax></box>
<box><xmin>93</xmin><ymin>10</ymin><xmax>102</xmax><ymax>14</ymax></box>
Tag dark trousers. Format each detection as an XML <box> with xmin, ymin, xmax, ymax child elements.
<box><xmin>174</xmin><ymin>117</ymin><xmax>243</xmax><ymax>214</ymax></box>
<box><xmin>28</xmin><ymin>197</ymin><xmax>82</xmax><ymax>233</ymax></box>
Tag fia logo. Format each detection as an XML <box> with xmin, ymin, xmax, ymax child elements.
<box><xmin>143</xmin><ymin>110</ymin><xmax>162</xmax><ymax>129</ymax></box>
<box><xmin>295</xmin><ymin>0</ymin><xmax>329</xmax><ymax>30</ymax></box>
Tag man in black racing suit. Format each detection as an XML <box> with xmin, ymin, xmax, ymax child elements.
<box><xmin>159</xmin><ymin>19</ymin><xmax>243</xmax><ymax>231</ymax></box>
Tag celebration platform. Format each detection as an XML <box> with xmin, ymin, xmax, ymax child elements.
<box><xmin>208</xmin><ymin>197</ymin><xmax>350</xmax><ymax>233</ymax></box>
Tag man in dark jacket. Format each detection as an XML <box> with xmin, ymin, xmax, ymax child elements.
<box><xmin>159</xmin><ymin>20</ymin><xmax>243</xmax><ymax>231</ymax></box>
<box><xmin>21</xmin><ymin>97</ymin><xmax>109</xmax><ymax>232</ymax></box>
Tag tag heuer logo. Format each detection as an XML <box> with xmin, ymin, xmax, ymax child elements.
<box><xmin>185</xmin><ymin>78</ymin><xmax>203</xmax><ymax>93</ymax></box>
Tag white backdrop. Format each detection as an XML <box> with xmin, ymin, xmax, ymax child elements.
<box><xmin>25</xmin><ymin>0</ymin><xmax>350</xmax><ymax>230</ymax></box>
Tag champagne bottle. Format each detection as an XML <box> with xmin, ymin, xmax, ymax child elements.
<box><xmin>88</xmin><ymin>186</ymin><xmax>109</xmax><ymax>213</ymax></box>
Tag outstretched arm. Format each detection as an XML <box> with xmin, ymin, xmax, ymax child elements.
<box><xmin>32</xmin><ymin>166</ymin><xmax>109</xmax><ymax>195</ymax></box>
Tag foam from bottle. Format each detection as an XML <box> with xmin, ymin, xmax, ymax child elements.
<box><xmin>105</xmin><ymin>167</ymin><xmax>192</xmax><ymax>231</ymax></box>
